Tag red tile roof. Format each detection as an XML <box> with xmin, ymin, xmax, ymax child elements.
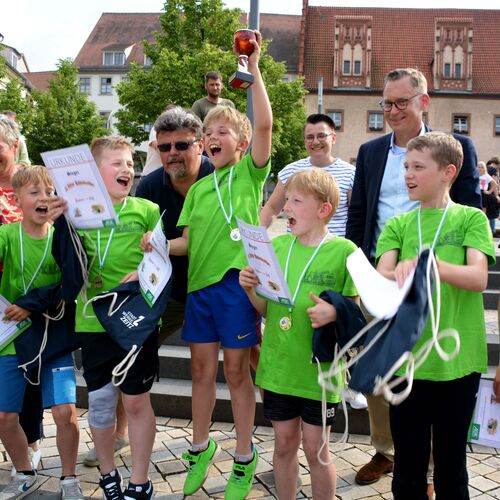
<box><xmin>302</xmin><ymin>7</ymin><xmax>500</xmax><ymax>94</ymax></box>
<box><xmin>24</xmin><ymin>71</ymin><xmax>55</xmax><ymax>92</ymax></box>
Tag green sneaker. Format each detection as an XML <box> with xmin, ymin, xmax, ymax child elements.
<box><xmin>182</xmin><ymin>439</ymin><xmax>219</xmax><ymax>495</ymax></box>
<box><xmin>224</xmin><ymin>449</ymin><xmax>259</xmax><ymax>500</ymax></box>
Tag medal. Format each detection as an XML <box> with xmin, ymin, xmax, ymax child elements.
<box><xmin>279</xmin><ymin>316</ymin><xmax>292</xmax><ymax>331</ymax></box>
<box><xmin>230</xmin><ymin>228</ymin><xmax>241</xmax><ymax>241</ymax></box>
<box><xmin>93</xmin><ymin>275</ymin><xmax>103</xmax><ymax>289</ymax></box>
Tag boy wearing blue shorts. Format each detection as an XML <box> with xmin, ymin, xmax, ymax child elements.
<box><xmin>240</xmin><ymin>168</ymin><xmax>358</xmax><ymax>499</ymax></box>
<box><xmin>167</xmin><ymin>31</ymin><xmax>272</xmax><ymax>499</ymax></box>
<box><xmin>0</xmin><ymin>166</ymin><xmax>82</xmax><ymax>500</ymax></box>
<box><xmin>49</xmin><ymin>137</ymin><xmax>161</xmax><ymax>500</ymax></box>
<box><xmin>376</xmin><ymin>132</ymin><xmax>496</xmax><ymax>499</ymax></box>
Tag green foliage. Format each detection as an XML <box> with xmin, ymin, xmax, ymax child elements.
<box><xmin>116</xmin><ymin>0</ymin><xmax>307</xmax><ymax>172</ymax></box>
<box><xmin>23</xmin><ymin>59</ymin><xmax>108</xmax><ymax>163</ymax></box>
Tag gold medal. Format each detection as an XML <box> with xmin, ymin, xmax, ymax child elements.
<box><xmin>93</xmin><ymin>275</ymin><xmax>103</xmax><ymax>289</ymax></box>
<box><xmin>279</xmin><ymin>316</ymin><xmax>292</xmax><ymax>331</ymax></box>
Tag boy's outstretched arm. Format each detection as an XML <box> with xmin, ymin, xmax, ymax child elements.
<box><xmin>239</xmin><ymin>266</ymin><xmax>267</xmax><ymax>317</ymax></box>
<box><xmin>246</xmin><ymin>31</ymin><xmax>272</xmax><ymax>169</ymax></box>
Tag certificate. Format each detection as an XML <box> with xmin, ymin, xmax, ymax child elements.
<box><xmin>237</xmin><ymin>218</ymin><xmax>292</xmax><ymax>305</ymax></box>
<box><xmin>468</xmin><ymin>378</ymin><xmax>500</xmax><ymax>448</ymax></box>
<box><xmin>138</xmin><ymin>217</ymin><xmax>172</xmax><ymax>306</ymax></box>
<box><xmin>41</xmin><ymin>144</ymin><xmax>118</xmax><ymax>229</ymax></box>
<box><xmin>0</xmin><ymin>296</ymin><xmax>31</xmax><ymax>352</ymax></box>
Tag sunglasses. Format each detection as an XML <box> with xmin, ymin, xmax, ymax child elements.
<box><xmin>157</xmin><ymin>140</ymin><xmax>198</xmax><ymax>153</ymax></box>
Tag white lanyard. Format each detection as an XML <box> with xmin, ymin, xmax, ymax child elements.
<box><xmin>213</xmin><ymin>168</ymin><xmax>235</xmax><ymax>229</ymax></box>
<box><xmin>97</xmin><ymin>198</ymin><xmax>127</xmax><ymax>273</ymax></box>
<box><xmin>284</xmin><ymin>232</ymin><xmax>330</xmax><ymax>307</ymax></box>
<box><xmin>19</xmin><ymin>223</ymin><xmax>53</xmax><ymax>294</ymax></box>
<box><xmin>417</xmin><ymin>200</ymin><xmax>451</xmax><ymax>253</ymax></box>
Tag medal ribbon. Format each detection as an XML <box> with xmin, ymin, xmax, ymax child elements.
<box><xmin>19</xmin><ymin>223</ymin><xmax>53</xmax><ymax>294</ymax></box>
<box><xmin>213</xmin><ymin>168</ymin><xmax>236</xmax><ymax>231</ymax></box>
<box><xmin>97</xmin><ymin>198</ymin><xmax>128</xmax><ymax>275</ymax></box>
<box><xmin>417</xmin><ymin>200</ymin><xmax>451</xmax><ymax>253</ymax></box>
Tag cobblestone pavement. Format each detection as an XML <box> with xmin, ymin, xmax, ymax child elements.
<box><xmin>0</xmin><ymin>409</ymin><xmax>499</xmax><ymax>499</ymax></box>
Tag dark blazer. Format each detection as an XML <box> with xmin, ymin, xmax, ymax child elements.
<box><xmin>346</xmin><ymin>128</ymin><xmax>481</xmax><ymax>257</ymax></box>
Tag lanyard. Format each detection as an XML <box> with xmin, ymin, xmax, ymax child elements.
<box><xmin>213</xmin><ymin>168</ymin><xmax>235</xmax><ymax>229</ymax></box>
<box><xmin>97</xmin><ymin>198</ymin><xmax>128</xmax><ymax>272</ymax></box>
<box><xmin>19</xmin><ymin>223</ymin><xmax>53</xmax><ymax>294</ymax></box>
<box><xmin>417</xmin><ymin>200</ymin><xmax>451</xmax><ymax>253</ymax></box>
<box><xmin>284</xmin><ymin>232</ymin><xmax>330</xmax><ymax>308</ymax></box>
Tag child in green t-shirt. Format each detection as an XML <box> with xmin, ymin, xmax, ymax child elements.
<box><xmin>240</xmin><ymin>168</ymin><xmax>359</xmax><ymax>499</ymax></box>
<box><xmin>376</xmin><ymin>132</ymin><xmax>495</xmax><ymax>499</ymax></box>
<box><xmin>0</xmin><ymin>166</ymin><xmax>82</xmax><ymax>500</ymax></box>
<box><xmin>164</xmin><ymin>31</ymin><xmax>271</xmax><ymax>499</ymax></box>
<box><xmin>49</xmin><ymin>137</ymin><xmax>161</xmax><ymax>500</ymax></box>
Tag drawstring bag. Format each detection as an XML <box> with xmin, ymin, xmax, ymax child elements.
<box><xmin>82</xmin><ymin>279</ymin><xmax>171</xmax><ymax>386</ymax></box>
<box><xmin>14</xmin><ymin>284</ymin><xmax>80</xmax><ymax>385</ymax></box>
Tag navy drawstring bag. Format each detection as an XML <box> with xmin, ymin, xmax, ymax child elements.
<box><xmin>14</xmin><ymin>283</ymin><xmax>80</xmax><ymax>384</ymax></box>
<box><xmin>83</xmin><ymin>279</ymin><xmax>172</xmax><ymax>386</ymax></box>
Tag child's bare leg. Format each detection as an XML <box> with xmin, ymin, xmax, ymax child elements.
<box><xmin>302</xmin><ymin>422</ymin><xmax>336</xmax><ymax>499</ymax></box>
<box><xmin>52</xmin><ymin>403</ymin><xmax>79</xmax><ymax>476</ymax></box>
<box><xmin>272</xmin><ymin>418</ymin><xmax>301</xmax><ymax>500</ymax></box>
<box><xmin>90</xmin><ymin>426</ymin><xmax>116</xmax><ymax>474</ymax></box>
<box><xmin>115</xmin><ymin>395</ymin><xmax>128</xmax><ymax>441</ymax></box>
<box><xmin>121</xmin><ymin>392</ymin><xmax>155</xmax><ymax>484</ymax></box>
<box><xmin>223</xmin><ymin>347</ymin><xmax>255</xmax><ymax>455</ymax></box>
<box><xmin>190</xmin><ymin>342</ymin><xmax>219</xmax><ymax>445</ymax></box>
<box><xmin>0</xmin><ymin>411</ymin><xmax>31</xmax><ymax>470</ymax></box>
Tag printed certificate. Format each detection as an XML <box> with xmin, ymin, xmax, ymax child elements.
<box><xmin>468</xmin><ymin>378</ymin><xmax>500</xmax><ymax>448</ymax></box>
<box><xmin>237</xmin><ymin>218</ymin><xmax>292</xmax><ymax>305</ymax></box>
<box><xmin>0</xmin><ymin>296</ymin><xmax>31</xmax><ymax>352</ymax></box>
<box><xmin>138</xmin><ymin>217</ymin><xmax>172</xmax><ymax>306</ymax></box>
<box><xmin>41</xmin><ymin>144</ymin><xmax>118</xmax><ymax>229</ymax></box>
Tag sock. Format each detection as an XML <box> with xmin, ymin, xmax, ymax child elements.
<box><xmin>19</xmin><ymin>470</ymin><xmax>35</xmax><ymax>476</ymax></box>
<box><xmin>101</xmin><ymin>469</ymin><xmax>118</xmax><ymax>479</ymax></box>
<box><xmin>127</xmin><ymin>480</ymin><xmax>151</xmax><ymax>492</ymax></box>
<box><xmin>61</xmin><ymin>476</ymin><xmax>76</xmax><ymax>481</ymax></box>
<box><xmin>190</xmin><ymin>438</ymin><xmax>209</xmax><ymax>453</ymax></box>
<box><xmin>234</xmin><ymin>452</ymin><xmax>254</xmax><ymax>464</ymax></box>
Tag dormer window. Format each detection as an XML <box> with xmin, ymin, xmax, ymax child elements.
<box><xmin>103</xmin><ymin>51</ymin><xmax>125</xmax><ymax>66</ymax></box>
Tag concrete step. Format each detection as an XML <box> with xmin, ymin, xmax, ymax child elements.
<box><xmin>488</xmin><ymin>271</ymin><xmax>500</xmax><ymax>289</ymax></box>
<box><xmin>484</xmin><ymin>289</ymin><xmax>499</xmax><ymax>310</ymax></box>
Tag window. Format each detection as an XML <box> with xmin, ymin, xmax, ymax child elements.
<box><xmin>494</xmin><ymin>116</ymin><xmax>500</xmax><ymax>136</ymax></box>
<box><xmin>143</xmin><ymin>123</ymin><xmax>153</xmax><ymax>133</ymax></box>
<box><xmin>368</xmin><ymin>112</ymin><xmax>384</xmax><ymax>132</ymax></box>
<box><xmin>100</xmin><ymin>77</ymin><xmax>113</xmax><ymax>95</ymax></box>
<box><xmin>343</xmin><ymin>60</ymin><xmax>351</xmax><ymax>75</ymax></box>
<box><xmin>444</xmin><ymin>63</ymin><xmax>451</xmax><ymax>78</ymax></box>
<box><xmin>99</xmin><ymin>111</ymin><xmax>111</xmax><ymax>129</ymax></box>
<box><xmin>455</xmin><ymin>63</ymin><xmax>462</xmax><ymax>78</ymax></box>
<box><xmin>103</xmin><ymin>51</ymin><xmax>125</xmax><ymax>66</ymax></box>
<box><xmin>327</xmin><ymin>110</ymin><xmax>344</xmax><ymax>132</ymax></box>
<box><xmin>452</xmin><ymin>114</ymin><xmax>469</xmax><ymax>135</ymax></box>
<box><xmin>144</xmin><ymin>55</ymin><xmax>153</xmax><ymax>68</ymax></box>
<box><xmin>79</xmin><ymin>77</ymin><xmax>91</xmax><ymax>94</ymax></box>
<box><xmin>353</xmin><ymin>60</ymin><xmax>361</xmax><ymax>75</ymax></box>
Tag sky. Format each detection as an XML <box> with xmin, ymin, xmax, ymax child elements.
<box><xmin>2</xmin><ymin>0</ymin><xmax>499</xmax><ymax>72</ymax></box>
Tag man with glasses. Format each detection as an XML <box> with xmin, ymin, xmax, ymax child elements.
<box><xmin>136</xmin><ymin>107</ymin><xmax>213</xmax><ymax>344</ymax></box>
<box><xmin>346</xmin><ymin>68</ymin><xmax>481</xmax><ymax>489</ymax></box>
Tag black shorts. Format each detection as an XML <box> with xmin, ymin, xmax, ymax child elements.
<box><xmin>78</xmin><ymin>328</ymin><xmax>159</xmax><ymax>395</ymax></box>
<box><xmin>263</xmin><ymin>389</ymin><xmax>338</xmax><ymax>426</ymax></box>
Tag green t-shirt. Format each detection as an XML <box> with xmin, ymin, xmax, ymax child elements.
<box><xmin>255</xmin><ymin>234</ymin><xmax>358</xmax><ymax>403</ymax></box>
<box><xmin>376</xmin><ymin>204</ymin><xmax>496</xmax><ymax>381</ymax></box>
<box><xmin>76</xmin><ymin>197</ymin><xmax>160</xmax><ymax>333</ymax></box>
<box><xmin>0</xmin><ymin>223</ymin><xmax>61</xmax><ymax>355</ymax></box>
<box><xmin>191</xmin><ymin>97</ymin><xmax>235</xmax><ymax>122</ymax></box>
<box><xmin>178</xmin><ymin>154</ymin><xmax>270</xmax><ymax>292</ymax></box>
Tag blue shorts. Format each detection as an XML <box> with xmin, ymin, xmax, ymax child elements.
<box><xmin>0</xmin><ymin>353</ymin><xmax>76</xmax><ymax>412</ymax></box>
<box><xmin>183</xmin><ymin>270</ymin><xmax>261</xmax><ymax>348</ymax></box>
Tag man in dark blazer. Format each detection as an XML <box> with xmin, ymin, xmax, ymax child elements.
<box><xmin>346</xmin><ymin>68</ymin><xmax>481</xmax><ymax>487</ymax></box>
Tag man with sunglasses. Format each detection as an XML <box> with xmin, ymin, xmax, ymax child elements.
<box><xmin>136</xmin><ymin>107</ymin><xmax>213</xmax><ymax>344</ymax></box>
<box><xmin>346</xmin><ymin>68</ymin><xmax>481</xmax><ymax>490</ymax></box>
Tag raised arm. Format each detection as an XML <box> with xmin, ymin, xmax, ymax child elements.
<box><xmin>260</xmin><ymin>180</ymin><xmax>286</xmax><ymax>228</ymax></box>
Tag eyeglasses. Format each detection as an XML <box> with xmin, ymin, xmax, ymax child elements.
<box><xmin>305</xmin><ymin>132</ymin><xmax>333</xmax><ymax>142</ymax></box>
<box><xmin>157</xmin><ymin>140</ymin><xmax>198</xmax><ymax>153</ymax></box>
<box><xmin>378</xmin><ymin>94</ymin><xmax>422</xmax><ymax>112</ymax></box>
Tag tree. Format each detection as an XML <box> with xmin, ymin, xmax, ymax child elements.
<box><xmin>115</xmin><ymin>0</ymin><xmax>307</xmax><ymax>173</ymax></box>
<box><xmin>25</xmin><ymin>59</ymin><xmax>108</xmax><ymax>163</ymax></box>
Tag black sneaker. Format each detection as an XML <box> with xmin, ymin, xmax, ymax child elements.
<box><xmin>123</xmin><ymin>480</ymin><xmax>153</xmax><ymax>500</ymax></box>
<box><xmin>99</xmin><ymin>470</ymin><xmax>124</xmax><ymax>500</ymax></box>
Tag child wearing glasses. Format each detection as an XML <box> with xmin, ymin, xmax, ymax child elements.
<box><xmin>163</xmin><ymin>31</ymin><xmax>271</xmax><ymax>499</ymax></box>
<box><xmin>260</xmin><ymin>113</ymin><xmax>355</xmax><ymax>238</ymax></box>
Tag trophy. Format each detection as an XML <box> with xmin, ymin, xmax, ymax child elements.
<box><xmin>229</xmin><ymin>29</ymin><xmax>256</xmax><ymax>90</ymax></box>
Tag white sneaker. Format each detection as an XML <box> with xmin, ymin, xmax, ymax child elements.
<box><xmin>60</xmin><ymin>477</ymin><xmax>84</xmax><ymax>500</ymax></box>
<box><xmin>344</xmin><ymin>388</ymin><xmax>368</xmax><ymax>410</ymax></box>
<box><xmin>0</xmin><ymin>472</ymin><xmax>38</xmax><ymax>500</ymax></box>
<box><xmin>11</xmin><ymin>446</ymin><xmax>42</xmax><ymax>477</ymax></box>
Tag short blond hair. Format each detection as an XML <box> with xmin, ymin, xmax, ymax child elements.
<box><xmin>12</xmin><ymin>165</ymin><xmax>54</xmax><ymax>192</ymax></box>
<box><xmin>90</xmin><ymin>136</ymin><xmax>134</xmax><ymax>164</ymax></box>
<box><xmin>203</xmin><ymin>106</ymin><xmax>252</xmax><ymax>143</ymax></box>
<box><xmin>285</xmin><ymin>168</ymin><xmax>340</xmax><ymax>222</ymax></box>
<box><xmin>407</xmin><ymin>132</ymin><xmax>463</xmax><ymax>181</ymax></box>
